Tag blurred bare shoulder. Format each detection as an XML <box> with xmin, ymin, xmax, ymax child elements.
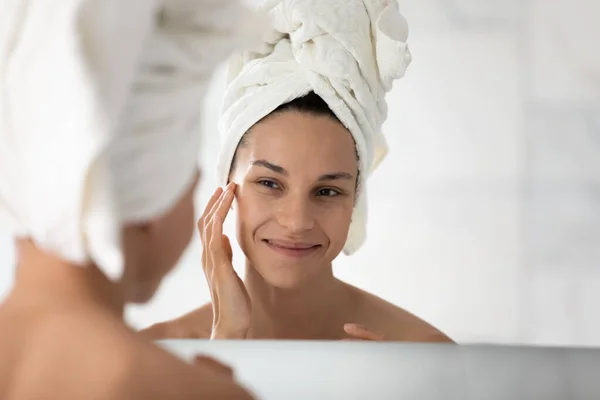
<box><xmin>2</xmin><ymin>308</ymin><xmax>252</xmax><ymax>399</ymax></box>
<box><xmin>1</xmin><ymin>310</ymin><xmax>139</xmax><ymax>399</ymax></box>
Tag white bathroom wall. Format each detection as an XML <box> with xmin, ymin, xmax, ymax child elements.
<box><xmin>1</xmin><ymin>0</ymin><xmax>598</xmax><ymax>346</ymax></box>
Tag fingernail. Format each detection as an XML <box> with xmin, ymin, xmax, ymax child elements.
<box><xmin>344</xmin><ymin>323</ymin><xmax>364</xmax><ymax>331</ymax></box>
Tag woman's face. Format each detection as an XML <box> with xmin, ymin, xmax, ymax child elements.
<box><xmin>230</xmin><ymin>111</ymin><xmax>358</xmax><ymax>288</ymax></box>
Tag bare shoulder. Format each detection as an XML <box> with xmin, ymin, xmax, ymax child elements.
<box><xmin>16</xmin><ymin>310</ymin><xmax>251</xmax><ymax>399</ymax></box>
<box><xmin>7</xmin><ymin>311</ymin><xmax>141</xmax><ymax>399</ymax></box>
<box><xmin>0</xmin><ymin>304</ymin><xmax>25</xmax><ymax>398</ymax></box>
<box><xmin>140</xmin><ymin>302</ymin><xmax>213</xmax><ymax>340</ymax></box>
<box><xmin>349</xmin><ymin>285</ymin><xmax>454</xmax><ymax>343</ymax></box>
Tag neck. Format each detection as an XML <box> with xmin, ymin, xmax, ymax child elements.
<box><xmin>244</xmin><ymin>260</ymin><xmax>355</xmax><ymax>339</ymax></box>
<box><xmin>8</xmin><ymin>239</ymin><xmax>125</xmax><ymax>317</ymax></box>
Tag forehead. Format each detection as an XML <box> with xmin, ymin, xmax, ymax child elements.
<box><xmin>239</xmin><ymin>112</ymin><xmax>358</xmax><ymax>172</ymax></box>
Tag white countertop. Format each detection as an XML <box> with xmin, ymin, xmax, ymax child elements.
<box><xmin>158</xmin><ymin>340</ymin><xmax>600</xmax><ymax>399</ymax></box>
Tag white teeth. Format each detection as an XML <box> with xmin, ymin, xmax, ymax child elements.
<box><xmin>264</xmin><ymin>240</ymin><xmax>317</xmax><ymax>250</ymax></box>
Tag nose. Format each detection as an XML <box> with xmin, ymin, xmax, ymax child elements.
<box><xmin>275</xmin><ymin>195</ymin><xmax>315</xmax><ymax>233</ymax></box>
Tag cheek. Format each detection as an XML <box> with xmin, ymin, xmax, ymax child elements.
<box><xmin>320</xmin><ymin>202</ymin><xmax>354</xmax><ymax>243</ymax></box>
<box><xmin>234</xmin><ymin>185</ymin><xmax>272</xmax><ymax>241</ymax></box>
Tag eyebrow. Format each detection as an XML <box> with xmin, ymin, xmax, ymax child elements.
<box><xmin>250</xmin><ymin>159</ymin><xmax>354</xmax><ymax>181</ymax></box>
<box><xmin>251</xmin><ymin>159</ymin><xmax>287</xmax><ymax>175</ymax></box>
<box><xmin>317</xmin><ymin>172</ymin><xmax>354</xmax><ymax>181</ymax></box>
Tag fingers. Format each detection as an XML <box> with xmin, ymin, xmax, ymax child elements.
<box><xmin>199</xmin><ymin>187</ymin><xmax>224</xmax><ymax>270</ymax></box>
<box><xmin>200</xmin><ymin>183</ymin><xmax>236</xmax><ymax>246</ymax></box>
<box><xmin>199</xmin><ymin>186</ymin><xmax>230</xmax><ymax>312</ymax></box>
<box><xmin>198</xmin><ymin>184</ymin><xmax>238</xmax><ymax>332</ymax></box>
<box><xmin>199</xmin><ymin>185</ymin><xmax>237</xmax><ymax>316</ymax></box>
<box><xmin>208</xmin><ymin>186</ymin><xmax>235</xmax><ymax>267</ymax></box>
<box><xmin>199</xmin><ymin>184</ymin><xmax>236</xmax><ymax>268</ymax></box>
<box><xmin>211</xmin><ymin>184</ymin><xmax>236</xmax><ymax>227</ymax></box>
<box><xmin>343</xmin><ymin>323</ymin><xmax>385</xmax><ymax>341</ymax></box>
<box><xmin>198</xmin><ymin>187</ymin><xmax>224</xmax><ymax>229</ymax></box>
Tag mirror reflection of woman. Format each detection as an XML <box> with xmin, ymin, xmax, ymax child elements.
<box><xmin>143</xmin><ymin>0</ymin><xmax>453</xmax><ymax>343</ymax></box>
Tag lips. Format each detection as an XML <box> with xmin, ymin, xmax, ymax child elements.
<box><xmin>264</xmin><ymin>239</ymin><xmax>318</xmax><ymax>249</ymax></box>
<box><xmin>262</xmin><ymin>239</ymin><xmax>321</xmax><ymax>258</ymax></box>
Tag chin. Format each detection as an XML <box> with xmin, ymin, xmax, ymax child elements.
<box><xmin>255</xmin><ymin>265</ymin><xmax>311</xmax><ymax>290</ymax></box>
<box><xmin>251</xmin><ymin>250</ymin><xmax>324</xmax><ymax>290</ymax></box>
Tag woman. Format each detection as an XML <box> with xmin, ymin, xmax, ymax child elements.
<box><xmin>143</xmin><ymin>0</ymin><xmax>453</xmax><ymax>343</ymax></box>
<box><xmin>0</xmin><ymin>1</ymin><xmax>262</xmax><ymax>398</ymax></box>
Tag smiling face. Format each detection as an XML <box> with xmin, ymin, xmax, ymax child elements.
<box><xmin>229</xmin><ymin>109</ymin><xmax>358</xmax><ymax>289</ymax></box>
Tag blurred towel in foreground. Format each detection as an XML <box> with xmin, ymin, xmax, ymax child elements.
<box><xmin>0</xmin><ymin>0</ymin><xmax>266</xmax><ymax>280</ymax></box>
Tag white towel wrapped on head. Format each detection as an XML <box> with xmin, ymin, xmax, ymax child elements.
<box><xmin>0</xmin><ymin>0</ymin><xmax>264</xmax><ymax>280</ymax></box>
<box><xmin>217</xmin><ymin>0</ymin><xmax>412</xmax><ymax>255</ymax></box>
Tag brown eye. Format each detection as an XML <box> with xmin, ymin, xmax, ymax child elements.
<box><xmin>257</xmin><ymin>180</ymin><xmax>280</xmax><ymax>190</ymax></box>
<box><xmin>316</xmin><ymin>188</ymin><xmax>341</xmax><ymax>197</ymax></box>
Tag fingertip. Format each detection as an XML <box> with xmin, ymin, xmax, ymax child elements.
<box><xmin>344</xmin><ymin>323</ymin><xmax>369</xmax><ymax>334</ymax></box>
